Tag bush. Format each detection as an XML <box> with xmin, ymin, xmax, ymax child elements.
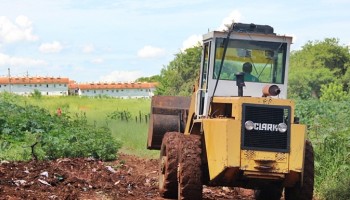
<box><xmin>295</xmin><ymin>99</ymin><xmax>350</xmax><ymax>200</ymax></box>
<box><xmin>320</xmin><ymin>82</ymin><xmax>348</xmax><ymax>102</ymax></box>
<box><xmin>31</xmin><ymin>89</ymin><xmax>42</xmax><ymax>99</ymax></box>
<box><xmin>0</xmin><ymin>93</ymin><xmax>121</xmax><ymax>161</ymax></box>
<box><xmin>107</xmin><ymin>110</ymin><xmax>132</xmax><ymax>121</ymax></box>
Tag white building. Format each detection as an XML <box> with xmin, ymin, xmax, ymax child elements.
<box><xmin>70</xmin><ymin>82</ymin><xmax>157</xmax><ymax>99</ymax></box>
<box><xmin>0</xmin><ymin>76</ymin><xmax>69</xmax><ymax>96</ymax></box>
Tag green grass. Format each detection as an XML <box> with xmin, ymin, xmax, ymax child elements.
<box><xmin>19</xmin><ymin>96</ymin><xmax>159</xmax><ymax>158</ymax></box>
<box><xmin>109</xmin><ymin>121</ymin><xmax>159</xmax><ymax>158</ymax></box>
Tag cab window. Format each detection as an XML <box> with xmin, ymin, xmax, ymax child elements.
<box><xmin>213</xmin><ymin>38</ymin><xmax>287</xmax><ymax>84</ymax></box>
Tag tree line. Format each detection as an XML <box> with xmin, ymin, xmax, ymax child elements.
<box><xmin>137</xmin><ymin>38</ymin><xmax>350</xmax><ymax>101</ymax></box>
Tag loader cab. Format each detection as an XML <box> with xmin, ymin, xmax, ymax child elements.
<box><xmin>197</xmin><ymin>24</ymin><xmax>293</xmax><ymax>117</ymax></box>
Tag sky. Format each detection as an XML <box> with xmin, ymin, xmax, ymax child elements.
<box><xmin>0</xmin><ymin>0</ymin><xmax>349</xmax><ymax>83</ymax></box>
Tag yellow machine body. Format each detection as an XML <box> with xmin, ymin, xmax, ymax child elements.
<box><xmin>184</xmin><ymin>96</ymin><xmax>306</xmax><ymax>187</ymax></box>
<box><xmin>147</xmin><ymin>24</ymin><xmax>312</xmax><ymax>193</ymax></box>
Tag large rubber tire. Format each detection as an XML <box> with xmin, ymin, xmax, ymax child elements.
<box><xmin>254</xmin><ymin>184</ymin><xmax>283</xmax><ymax>200</ymax></box>
<box><xmin>178</xmin><ymin>134</ymin><xmax>202</xmax><ymax>200</ymax></box>
<box><xmin>285</xmin><ymin>140</ymin><xmax>314</xmax><ymax>200</ymax></box>
<box><xmin>159</xmin><ymin>132</ymin><xmax>183</xmax><ymax>198</ymax></box>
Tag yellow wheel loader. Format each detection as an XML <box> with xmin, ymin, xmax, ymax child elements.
<box><xmin>147</xmin><ymin>23</ymin><xmax>314</xmax><ymax>200</ymax></box>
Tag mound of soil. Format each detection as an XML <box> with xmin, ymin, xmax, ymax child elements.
<box><xmin>0</xmin><ymin>153</ymin><xmax>254</xmax><ymax>199</ymax></box>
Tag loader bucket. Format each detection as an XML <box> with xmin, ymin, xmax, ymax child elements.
<box><xmin>147</xmin><ymin>96</ymin><xmax>191</xmax><ymax>150</ymax></box>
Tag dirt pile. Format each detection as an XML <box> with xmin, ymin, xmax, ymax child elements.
<box><xmin>0</xmin><ymin>154</ymin><xmax>253</xmax><ymax>199</ymax></box>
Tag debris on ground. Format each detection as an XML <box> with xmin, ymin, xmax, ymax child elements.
<box><xmin>0</xmin><ymin>153</ymin><xmax>254</xmax><ymax>199</ymax></box>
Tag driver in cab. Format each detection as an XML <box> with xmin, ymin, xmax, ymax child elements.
<box><xmin>242</xmin><ymin>62</ymin><xmax>259</xmax><ymax>82</ymax></box>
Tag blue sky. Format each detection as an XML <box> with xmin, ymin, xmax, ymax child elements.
<box><xmin>0</xmin><ymin>0</ymin><xmax>349</xmax><ymax>83</ymax></box>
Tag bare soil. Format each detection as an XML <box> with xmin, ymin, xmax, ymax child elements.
<box><xmin>0</xmin><ymin>153</ymin><xmax>254</xmax><ymax>200</ymax></box>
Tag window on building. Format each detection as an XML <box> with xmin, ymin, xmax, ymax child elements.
<box><xmin>87</xmin><ymin>90</ymin><xmax>89</xmax><ymax>92</ymax></box>
<box><xmin>94</xmin><ymin>90</ymin><xmax>96</xmax><ymax>93</ymax></box>
<box><xmin>35</xmin><ymin>84</ymin><xmax>37</xmax><ymax>87</ymax></box>
<box><xmin>46</xmin><ymin>84</ymin><xmax>49</xmax><ymax>88</ymax></box>
<box><xmin>54</xmin><ymin>84</ymin><xmax>56</xmax><ymax>88</ymax></box>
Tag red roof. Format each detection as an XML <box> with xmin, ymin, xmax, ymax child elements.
<box><xmin>0</xmin><ymin>76</ymin><xmax>158</xmax><ymax>90</ymax></box>
<box><xmin>0</xmin><ymin>77</ymin><xmax>69</xmax><ymax>84</ymax></box>
<box><xmin>71</xmin><ymin>82</ymin><xmax>158</xmax><ymax>90</ymax></box>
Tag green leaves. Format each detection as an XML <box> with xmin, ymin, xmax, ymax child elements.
<box><xmin>107</xmin><ymin>110</ymin><xmax>132</xmax><ymax>121</ymax></box>
<box><xmin>320</xmin><ymin>82</ymin><xmax>348</xmax><ymax>102</ymax></box>
<box><xmin>288</xmin><ymin>38</ymin><xmax>350</xmax><ymax>99</ymax></box>
<box><xmin>0</xmin><ymin>93</ymin><xmax>121</xmax><ymax>161</ymax></box>
<box><xmin>135</xmin><ymin>75</ymin><xmax>161</xmax><ymax>83</ymax></box>
<box><xmin>156</xmin><ymin>45</ymin><xmax>202</xmax><ymax>96</ymax></box>
<box><xmin>295</xmin><ymin>99</ymin><xmax>350</xmax><ymax>199</ymax></box>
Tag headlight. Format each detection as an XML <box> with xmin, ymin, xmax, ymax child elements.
<box><xmin>245</xmin><ymin>120</ymin><xmax>254</xmax><ymax>131</ymax></box>
<box><xmin>278</xmin><ymin>123</ymin><xmax>287</xmax><ymax>133</ymax></box>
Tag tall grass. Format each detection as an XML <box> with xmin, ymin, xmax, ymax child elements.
<box><xmin>295</xmin><ymin>100</ymin><xmax>350</xmax><ymax>200</ymax></box>
<box><xmin>20</xmin><ymin>95</ymin><xmax>159</xmax><ymax>158</ymax></box>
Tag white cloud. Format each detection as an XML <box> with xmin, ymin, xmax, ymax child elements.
<box><xmin>82</xmin><ymin>44</ymin><xmax>95</xmax><ymax>53</ymax></box>
<box><xmin>181</xmin><ymin>34</ymin><xmax>202</xmax><ymax>51</ymax></box>
<box><xmin>0</xmin><ymin>53</ymin><xmax>47</xmax><ymax>66</ymax></box>
<box><xmin>288</xmin><ymin>33</ymin><xmax>298</xmax><ymax>45</ymax></box>
<box><xmin>217</xmin><ymin>10</ymin><xmax>242</xmax><ymax>31</ymax></box>
<box><xmin>15</xmin><ymin>15</ymin><xmax>32</xmax><ymax>28</ymax></box>
<box><xmin>137</xmin><ymin>45</ymin><xmax>166</xmax><ymax>59</ymax></box>
<box><xmin>0</xmin><ymin>15</ymin><xmax>38</xmax><ymax>43</ymax></box>
<box><xmin>100</xmin><ymin>70</ymin><xmax>142</xmax><ymax>82</ymax></box>
<box><xmin>39</xmin><ymin>41</ymin><xmax>63</xmax><ymax>53</ymax></box>
<box><xmin>91</xmin><ymin>57</ymin><xmax>104</xmax><ymax>64</ymax></box>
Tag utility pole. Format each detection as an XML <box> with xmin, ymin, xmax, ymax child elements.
<box><xmin>8</xmin><ymin>68</ymin><xmax>12</xmax><ymax>93</ymax></box>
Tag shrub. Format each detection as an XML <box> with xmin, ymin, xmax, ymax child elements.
<box><xmin>0</xmin><ymin>93</ymin><xmax>121</xmax><ymax>161</ymax></box>
<box><xmin>295</xmin><ymin>99</ymin><xmax>350</xmax><ymax>200</ymax></box>
<box><xmin>31</xmin><ymin>89</ymin><xmax>42</xmax><ymax>99</ymax></box>
<box><xmin>320</xmin><ymin>82</ymin><xmax>348</xmax><ymax>102</ymax></box>
<box><xmin>107</xmin><ymin>110</ymin><xmax>132</xmax><ymax>121</ymax></box>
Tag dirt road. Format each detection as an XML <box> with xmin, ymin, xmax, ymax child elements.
<box><xmin>0</xmin><ymin>153</ymin><xmax>254</xmax><ymax>199</ymax></box>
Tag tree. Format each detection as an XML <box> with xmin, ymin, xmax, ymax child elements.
<box><xmin>288</xmin><ymin>38</ymin><xmax>350</xmax><ymax>99</ymax></box>
<box><xmin>135</xmin><ymin>75</ymin><xmax>160</xmax><ymax>83</ymax></box>
<box><xmin>320</xmin><ymin>82</ymin><xmax>348</xmax><ymax>102</ymax></box>
<box><xmin>156</xmin><ymin>45</ymin><xmax>202</xmax><ymax>96</ymax></box>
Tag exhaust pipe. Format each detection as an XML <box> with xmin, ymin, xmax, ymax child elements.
<box><xmin>262</xmin><ymin>85</ymin><xmax>281</xmax><ymax>97</ymax></box>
